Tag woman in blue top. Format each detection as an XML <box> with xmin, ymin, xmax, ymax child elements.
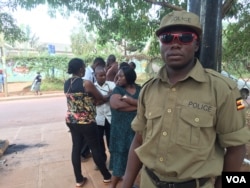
<box><xmin>109</xmin><ymin>66</ymin><xmax>141</xmax><ymax>188</ymax></box>
<box><xmin>64</xmin><ymin>58</ymin><xmax>111</xmax><ymax>187</ymax></box>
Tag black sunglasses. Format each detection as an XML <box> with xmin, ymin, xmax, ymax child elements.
<box><xmin>159</xmin><ymin>32</ymin><xmax>198</xmax><ymax>45</ymax></box>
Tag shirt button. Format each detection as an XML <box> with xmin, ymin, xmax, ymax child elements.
<box><xmin>172</xmin><ymin>88</ymin><xmax>176</xmax><ymax>92</ymax></box>
<box><xmin>159</xmin><ymin>157</ymin><xmax>164</xmax><ymax>162</ymax></box>
<box><xmin>167</xmin><ymin>109</ymin><xmax>172</xmax><ymax>113</ymax></box>
<box><xmin>195</xmin><ymin>118</ymin><xmax>199</xmax><ymax>122</ymax></box>
<box><xmin>148</xmin><ymin>112</ymin><xmax>152</xmax><ymax>116</ymax></box>
<box><xmin>163</xmin><ymin>131</ymin><xmax>168</xmax><ymax>136</ymax></box>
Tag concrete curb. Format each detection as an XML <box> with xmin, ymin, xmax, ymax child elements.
<box><xmin>0</xmin><ymin>93</ymin><xmax>64</xmax><ymax>101</ymax></box>
<box><xmin>0</xmin><ymin>140</ymin><xmax>9</xmax><ymax>157</ymax></box>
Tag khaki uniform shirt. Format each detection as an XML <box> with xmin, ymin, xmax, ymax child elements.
<box><xmin>132</xmin><ymin>60</ymin><xmax>250</xmax><ymax>182</ymax></box>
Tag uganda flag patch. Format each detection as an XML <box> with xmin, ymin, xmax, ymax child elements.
<box><xmin>236</xmin><ymin>98</ymin><xmax>245</xmax><ymax>110</ymax></box>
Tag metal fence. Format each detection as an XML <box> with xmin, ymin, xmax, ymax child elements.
<box><xmin>222</xmin><ymin>60</ymin><xmax>250</xmax><ymax>93</ymax></box>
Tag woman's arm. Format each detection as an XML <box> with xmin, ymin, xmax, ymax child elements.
<box><xmin>121</xmin><ymin>95</ymin><xmax>138</xmax><ymax>106</ymax></box>
<box><xmin>110</xmin><ymin>94</ymin><xmax>137</xmax><ymax>111</ymax></box>
<box><xmin>84</xmin><ymin>80</ymin><xmax>109</xmax><ymax>103</ymax></box>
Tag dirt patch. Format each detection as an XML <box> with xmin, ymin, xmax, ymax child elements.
<box><xmin>0</xmin><ymin>82</ymin><xmax>62</xmax><ymax>97</ymax></box>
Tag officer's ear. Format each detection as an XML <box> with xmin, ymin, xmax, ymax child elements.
<box><xmin>194</xmin><ymin>39</ymin><xmax>201</xmax><ymax>58</ymax></box>
<box><xmin>194</xmin><ymin>39</ymin><xmax>200</xmax><ymax>52</ymax></box>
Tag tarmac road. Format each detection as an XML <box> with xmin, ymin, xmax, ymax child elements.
<box><xmin>0</xmin><ymin>96</ymin><xmax>66</xmax><ymax>128</ymax></box>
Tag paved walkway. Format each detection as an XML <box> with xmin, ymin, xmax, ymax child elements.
<box><xmin>0</xmin><ymin>122</ymin><xmax>121</xmax><ymax>188</ymax></box>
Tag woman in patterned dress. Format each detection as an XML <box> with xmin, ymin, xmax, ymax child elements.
<box><xmin>64</xmin><ymin>58</ymin><xmax>111</xmax><ymax>187</ymax></box>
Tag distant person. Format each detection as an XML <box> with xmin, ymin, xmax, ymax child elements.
<box><xmin>114</xmin><ymin>62</ymin><xmax>130</xmax><ymax>85</ymax></box>
<box><xmin>106</xmin><ymin>55</ymin><xmax>118</xmax><ymax>81</ymax></box>
<box><xmin>64</xmin><ymin>58</ymin><xmax>111</xmax><ymax>187</ymax></box>
<box><xmin>240</xmin><ymin>88</ymin><xmax>249</xmax><ymax>100</ymax></box>
<box><xmin>0</xmin><ymin>70</ymin><xmax>4</xmax><ymax>92</ymax></box>
<box><xmin>94</xmin><ymin>66</ymin><xmax>116</xmax><ymax>164</ymax></box>
<box><xmin>81</xmin><ymin>57</ymin><xmax>106</xmax><ymax>159</ymax></box>
<box><xmin>31</xmin><ymin>72</ymin><xmax>42</xmax><ymax>95</ymax></box>
<box><xmin>128</xmin><ymin>62</ymin><xmax>136</xmax><ymax>70</ymax></box>
<box><xmin>83</xmin><ymin>57</ymin><xmax>106</xmax><ymax>83</ymax></box>
<box><xmin>109</xmin><ymin>66</ymin><xmax>141</xmax><ymax>188</ymax></box>
<box><xmin>119</xmin><ymin>62</ymin><xmax>130</xmax><ymax>69</ymax></box>
<box><xmin>240</xmin><ymin>88</ymin><xmax>250</xmax><ymax>108</ymax></box>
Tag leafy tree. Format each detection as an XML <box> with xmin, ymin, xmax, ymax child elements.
<box><xmin>70</xmin><ymin>24</ymin><xmax>126</xmax><ymax>61</ymax></box>
<box><xmin>49</xmin><ymin>0</ymin><xmax>240</xmax><ymax>54</ymax></box>
<box><xmin>70</xmin><ymin>26</ymin><xmax>96</xmax><ymax>56</ymax></box>
<box><xmin>222</xmin><ymin>1</ymin><xmax>250</xmax><ymax>76</ymax></box>
<box><xmin>0</xmin><ymin>0</ymin><xmax>43</xmax><ymax>43</ymax></box>
<box><xmin>0</xmin><ymin>1</ymin><xmax>22</xmax><ymax>42</ymax></box>
<box><xmin>13</xmin><ymin>24</ymin><xmax>40</xmax><ymax>49</ymax></box>
<box><xmin>23</xmin><ymin>25</ymin><xmax>40</xmax><ymax>48</ymax></box>
<box><xmin>0</xmin><ymin>12</ymin><xmax>27</xmax><ymax>43</ymax></box>
<box><xmin>73</xmin><ymin>0</ymin><xmax>186</xmax><ymax>55</ymax></box>
<box><xmin>1</xmin><ymin>0</ymin><xmax>248</xmax><ymax>59</ymax></box>
<box><xmin>0</xmin><ymin>1</ymin><xmax>227</xmax><ymax>43</ymax></box>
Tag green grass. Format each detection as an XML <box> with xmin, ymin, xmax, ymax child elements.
<box><xmin>41</xmin><ymin>78</ymin><xmax>64</xmax><ymax>91</ymax></box>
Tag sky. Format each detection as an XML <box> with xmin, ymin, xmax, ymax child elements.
<box><xmin>12</xmin><ymin>5</ymin><xmax>78</xmax><ymax>44</ymax></box>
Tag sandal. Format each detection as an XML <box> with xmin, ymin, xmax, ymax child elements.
<box><xmin>103</xmin><ymin>179</ymin><xmax>111</xmax><ymax>183</ymax></box>
<box><xmin>76</xmin><ymin>177</ymin><xmax>87</xmax><ymax>187</ymax></box>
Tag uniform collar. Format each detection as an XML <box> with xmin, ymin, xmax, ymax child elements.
<box><xmin>157</xmin><ymin>59</ymin><xmax>207</xmax><ymax>83</ymax></box>
<box><xmin>95</xmin><ymin>81</ymin><xmax>108</xmax><ymax>87</ymax></box>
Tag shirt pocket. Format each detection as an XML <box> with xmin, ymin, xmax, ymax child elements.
<box><xmin>144</xmin><ymin>107</ymin><xmax>163</xmax><ymax>139</ymax></box>
<box><xmin>174</xmin><ymin>107</ymin><xmax>216</xmax><ymax>149</ymax></box>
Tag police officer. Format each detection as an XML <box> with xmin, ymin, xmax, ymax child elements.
<box><xmin>122</xmin><ymin>10</ymin><xmax>250</xmax><ymax>188</ymax></box>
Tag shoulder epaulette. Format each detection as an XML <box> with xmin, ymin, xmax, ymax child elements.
<box><xmin>205</xmin><ymin>69</ymin><xmax>237</xmax><ymax>89</ymax></box>
<box><xmin>141</xmin><ymin>77</ymin><xmax>156</xmax><ymax>88</ymax></box>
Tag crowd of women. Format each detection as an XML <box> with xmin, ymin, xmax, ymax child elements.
<box><xmin>64</xmin><ymin>55</ymin><xmax>141</xmax><ymax>188</ymax></box>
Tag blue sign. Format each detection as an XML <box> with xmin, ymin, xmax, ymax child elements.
<box><xmin>48</xmin><ymin>44</ymin><xmax>55</xmax><ymax>54</ymax></box>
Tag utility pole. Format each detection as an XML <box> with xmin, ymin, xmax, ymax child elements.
<box><xmin>199</xmin><ymin>0</ymin><xmax>223</xmax><ymax>70</ymax></box>
<box><xmin>0</xmin><ymin>35</ymin><xmax>8</xmax><ymax>97</ymax></box>
<box><xmin>0</xmin><ymin>35</ymin><xmax>9</xmax><ymax>158</ymax></box>
<box><xmin>188</xmin><ymin>0</ymin><xmax>223</xmax><ymax>71</ymax></box>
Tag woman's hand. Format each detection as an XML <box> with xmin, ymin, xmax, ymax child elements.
<box><xmin>120</xmin><ymin>95</ymin><xmax>137</xmax><ymax>106</ymax></box>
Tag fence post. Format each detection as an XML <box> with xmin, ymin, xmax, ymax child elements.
<box><xmin>0</xmin><ymin>36</ymin><xmax>8</xmax><ymax>97</ymax></box>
